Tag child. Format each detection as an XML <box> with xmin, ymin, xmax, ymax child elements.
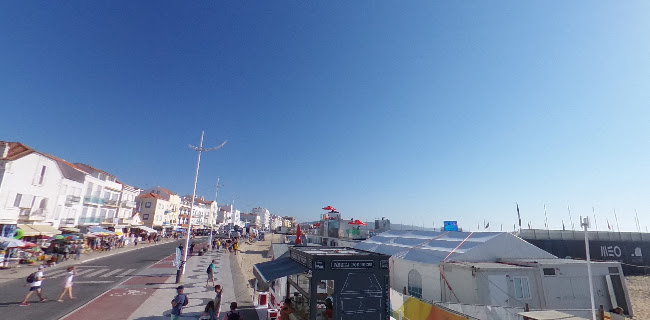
<box><xmin>57</xmin><ymin>266</ymin><xmax>76</xmax><ymax>302</ymax></box>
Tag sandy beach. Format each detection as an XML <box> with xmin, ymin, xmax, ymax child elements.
<box><xmin>625</xmin><ymin>275</ymin><xmax>650</xmax><ymax>317</ymax></box>
<box><xmin>236</xmin><ymin>233</ymin><xmax>278</xmax><ymax>299</ymax></box>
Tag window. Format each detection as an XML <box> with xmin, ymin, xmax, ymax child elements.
<box><xmin>543</xmin><ymin>268</ymin><xmax>556</xmax><ymax>276</ymax></box>
<box><xmin>513</xmin><ymin>277</ymin><xmax>531</xmax><ymax>300</ymax></box>
<box><xmin>407</xmin><ymin>269</ymin><xmax>423</xmax><ymax>298</ymax></box>
<box><xmin>38</xmin><ymin>165</ymin><xmax>46</xmax><ymax>184</ymax></box>
<box><xmin>145</xmin><ymin>202</ymin><xmax>151</xmax><ymax>208</ymax></box>
<box><xmin>143</xmin><ymin>214</ymin><xmax>149</xmax><ymax>220</ymax></box>
<box><xmin>13</xmin><ymin>193</ymin><xmax>22</xmax><ymax>207</ymax></box>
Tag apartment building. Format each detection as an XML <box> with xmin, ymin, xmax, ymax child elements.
<box><xmin>252</xmin><ymin>207</ymin><xmax>270</xmax><ymax>230</ymax></box>
<box><xmin>141</xmin><ymin>186</ymin><xmax>181</xmax><ymax>227</ymax></box>
<box><xmin>135</xmin><ymin>193</ymin><xmax>173</xmax><ymax>229</ymax></box>
<box><xmin>74</xmin><ymin>163</ymin><xmax>123</xmax><ymax>227</ymax></box>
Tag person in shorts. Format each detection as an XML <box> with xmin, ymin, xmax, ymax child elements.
<box><xmin>57</xmin><ymin>266</ymin><xmax>76</xmax><ymax>302</ymax></box>
<box><xmin>20</xmin><ymin>265</ymin><xmax>47</xmax><ymax>306</ymax></box>
<box><xmin>214</xmin><ymin>284</ymin><xmax>223</xmax><ymax>316</ymax></box>
<box><xmin>206</xmin><ymin>259</ymin><xmax>216</xmax><ymax>287</ymax></box>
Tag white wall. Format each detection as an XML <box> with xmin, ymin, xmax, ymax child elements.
<box><xmin>0</xmin><ymin>153</ymin><xmax>62</xmax><ymax>225</ymax></box>
<box><xmin>390</xmin><ymin>257</ymin><xmax>442</xmax><ymax>302</ymax></box>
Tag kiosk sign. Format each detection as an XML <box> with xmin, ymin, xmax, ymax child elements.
<box><xmin>331</xmin><ymin>260</ymin><xmax>374</xmax><ymax>270</ymax></box>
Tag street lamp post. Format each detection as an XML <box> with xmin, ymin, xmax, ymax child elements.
<box><xmin>176</xmin><ymin>131</ymin><xmax>226</xmax><ymax>283</ymax></box>
<box><xmin>208</xmin><ymin>177</ymin><xmax>222</xmax><ymax>250</ymax></box>
<box><xmin>581</xmin><ymin>216</ymin><xmax>596</xmax><ymax>320</ymax></box>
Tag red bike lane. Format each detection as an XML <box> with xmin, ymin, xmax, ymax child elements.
<box><xmin>63</xmin><ymin>255</ymin><xmax>177</xmax><ymax>320</ymax></box>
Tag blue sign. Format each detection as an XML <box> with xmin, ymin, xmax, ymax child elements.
<box><xmin>443</xmin><ymin>221</ymin><xmax>458</xmax><ymax>231</ymax></box>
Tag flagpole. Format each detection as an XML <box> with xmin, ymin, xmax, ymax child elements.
<box><xmin>635</xmin><ymin>210</ymin><xmax>641</xmax><ymax>232</ymax></box>
<box><xmin>544</xmin><ymin>204</ymin><xmax>549</xmax><ymax>230</ymax></box>
<box><xmin>592</xmin><ymin>207</ymin><xmax>598</xmax><ymax>230</ymax></box>
<box><xmin>614</xmin><ymin>209</ymin><xmax>621</xmax><ymax>233</ymax></box>
<box><xmin>568</xmin><ymin>205</ymin><xmax>575</xmax><ymax>231</ymax></box>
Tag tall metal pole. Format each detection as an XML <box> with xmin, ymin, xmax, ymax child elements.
<box><xmin>581</xmin><ymin>216</ymin><xmax>596</xmax><ymax>320</ymax></box>
<box><xmin>178</xmin><ymin>131</ymin><xmax>227</xmax><ymax>281</ymax></box>
<box><xmin>208</xmin><ymin>177</ymin><xmax>220</xmax><ymax>248</ymax></box>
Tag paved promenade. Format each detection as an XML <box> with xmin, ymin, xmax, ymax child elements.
<box><xmin>61</xmin><ymin>241</ymin><xmax>259</xmax><ymax>320</ymax></box>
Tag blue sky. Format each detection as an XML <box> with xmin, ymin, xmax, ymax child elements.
<box><xmin>2</xmin><ymin>1</ymin><xmax>649</xmax><ymax>231</ymax></box>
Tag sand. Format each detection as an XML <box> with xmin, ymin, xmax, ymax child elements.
<box><xmin>625</xmin><ymin>275</ymin><xmax>650</xmax><ymax>317</ymax></box>
<box><xmin>236</xmin><ymin>233</ymin><xmax>277</xmax><ymax>298</ymax></box>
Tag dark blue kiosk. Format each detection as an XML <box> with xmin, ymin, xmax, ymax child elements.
<box><xmin>255</xmin><ymin>246</ymin><xmax>391</xmax><ymax>320</ymax></box>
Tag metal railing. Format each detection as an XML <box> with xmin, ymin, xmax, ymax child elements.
<box><xmin>66</xmin><ymin>195</ymin><xmax>81</xmax><ymax>203</ymax></box>
<box><xmin>83</xmin><ymin>197</ymin><xmax>105</xmax><ymax>205</ymax></box>
<box><xmin>78</xmin><ymin>217</ymin><xmax>102</xmax><ymax>224</ymax></box>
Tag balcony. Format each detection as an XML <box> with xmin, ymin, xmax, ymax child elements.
<box><xmin>104</xmin><ymin>199</ymin><xmax>119</xmax><ymax>207</ymax></box>
<box><xmin>83</xmin><ymin>197</ymin><xmax>105</xmax><ymax>205</ymax></box>
<box><xmin>66</xmin><ymin>195</ymin><xmax>81</xmax><ymax>203</ymax></box>
<box><xmin>121</xmin><ymin>200</ymin><xmax>136</xmax><ymax>208</ymax></box>
<box><xmin>60</xmin><ymin>218</ymin><xmax>76</xmax><ymax>226</ymax></box>
<box><xmin>78</xmin><ymin>217</ymin><xmax>102</xmax><ymax>225</ymax></box>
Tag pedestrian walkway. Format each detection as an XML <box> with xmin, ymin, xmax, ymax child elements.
<box><xmin>62</xmin><ymin>241</ymin><xmax>259</xmax><ymax>320</ymax></box>
<box><xmin>0</xmin><ymin>239</ymin><xmax>173</xmax><ymax>284</ymax></box>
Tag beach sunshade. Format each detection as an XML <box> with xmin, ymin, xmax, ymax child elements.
<box><xmin>21</xmin><ymin>241</ymin><xmax>38</xmax><ymax>248</ymax></box>
<box><xmin>65</xmin><ymin>235</ymin><xmax>79</xmax><ymax>240</ymax></box>
<box><xmin>54</xmin><ymin>235</ymin><xmax>65</xmax><ymax>240</ymax></box>
<box><xmin>0</xmin><ymin>236</ymin><xmax>26</xmax><ymax>248</ymax></box>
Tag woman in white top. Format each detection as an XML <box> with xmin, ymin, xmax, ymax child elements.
<box><xmin>57</xmin><ymin>266</ymin><xmax>76</xmax><ymax>302</ymax></box>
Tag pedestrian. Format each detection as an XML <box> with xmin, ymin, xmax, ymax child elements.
<box><xmin>190</xmin><ymin>242</ymin><xmax>195</xmax><ymax>255</ymax></box>
<box><xmin>213</xmin><ymin>284</ymin><xmax>223</xmax><ymax>316</ymax></box>
<box><xmin>57</xmin><ymin>266</ymin><xmax>76</xmax><ymax>302</ymax></box>
<box><xmin>233</xmin><ymin>240</ymin><xmax>239</xmax><ymax>255</ymax></box>
<box><xmin>74</xmin><ymin>244</ymin><xmax>82</xmax><ymax>260</ymax></box>
<box><xmin>20</xmin><ymin>265</ymin><xmax>47</xmax><ymax>306</ymax></box>
<box><xmin>199</xmin><ymin>300</ymin><xmax>218</xmax><ymax>320</ymax></box>
<box><xmin>62</xmin><ymin>244</ymin><xmax>70</xmax><ymax>261</ymax></box>
<box><xmin>216</xmin><ymin>240</ymin><xmax>221</xmax><ymax>253</ymax></box>
<box><xmin>279</xmin><ymin>298</ymin><xmax>293</xmax><ymax>320</ymax></box>
<box><xmin>206</xmin><ymin>259</ymin><xmax>217</xmax><ymax>287</ymax></box>
<box><xmin>170</xmin><ymin>285</ymin><xmax>188</xmax><ymax>320</ymax></box>
<box><xmin>222</xmin><ymin>302</ymin><xmax>241</xmax><ymax>320</ymax></box>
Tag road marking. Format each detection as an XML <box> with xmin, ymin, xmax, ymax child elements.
<box><xmin>117</xmin><ymin>268</ymin><xmax>136</xmax><ymax>277</ymax></box>
<box><xmin>83</xmin><ymin>269</ymin><xmax>110</xmax><ymax>277</ymax></box>
<box><xmin>100</xmin><ymin>269</ymin><xmax>123</xmax><ymax>277</ymax></box>
<box><xmin>46</xmin><ymin>270</ymin><xmax>69</xmax><ymax>278</ymax></box>
<box><xmin>109</xmin><ymin>289</ymin><xmax>147</xmax><ymax>296</ymax></box>
<box><xmin>75</xmin><ymin>280</ymin><xmax>114</xmax><ymax>284</ymax></box>
<box><xmin>75</xmin><ymin>265</ymin><xmax>108</xmax><ymax>268</ymax></box>
<box><xmin>74</xmin><ymin>269</ymin><xmax>97</xmax><ymax>276</ymax></box>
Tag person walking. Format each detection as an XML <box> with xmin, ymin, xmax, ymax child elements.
<box><xmin>57</xmin><ymin>266</ymin><xmax>76</xmax><ymax>302</ymax></box>
<box><xmin>189</xmin><ymin>242</ymin><xmax>196</xmax><ymax>255</ymax></box>
<box><xmin>206</xmin><ymin>259</ymin><xmax>217</xmax><ymax>287</ymax></box>
<box><xmin>170</xmin><ymin>285</ymin><xmax>188</xmax><ymax>320</ymax></box>
<box><xmin>222</xmin><ymin>302</ymin><xmax>241</xmax><ymax>320</ymax></box>
<box><xmin>74</xmin><ymin>244</ymin><xmax>82</xmax><ymax>260</ymax></box>
<box><xmin>213</xmin><ymin>284</ymin><xmax>223</xmax><ymax>316</ymax></box>
<box><xmin>20</xmin><ymin>265</ymin><xmax>47</xmax><ymax>306</ymax></box>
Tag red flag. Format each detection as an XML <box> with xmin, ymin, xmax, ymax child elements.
<box><xmin>295</xmin><ymin>224</ymin><xmax>303</xmax><ymax>244</ymax></box>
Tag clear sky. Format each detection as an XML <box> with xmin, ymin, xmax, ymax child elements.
<box><xmin>2</xmin><ymin>1</ymin><xmax>649</xmax><ymax>232</ymax></box>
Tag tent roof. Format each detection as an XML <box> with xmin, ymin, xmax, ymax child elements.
<box><xmin>354</xmin><ymin>230</ymin><xmax>556</xmax><ymax>265</ymax></box>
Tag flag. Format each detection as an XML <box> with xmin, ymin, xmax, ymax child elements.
<box><xmin>528</xmin><ymin>222</ymin><xmax>531</xmax><ymax>229</ymax></box>
<box><xmin>517</xmin><ymin>203</ymin><xmax>522</xmax><ymax>228</ymax></box>
<box><xmin>562</xmin><ymin>220</ymin><xmax>565</xmax><ymax>231</ymax></box>
<box><xmin>607</xmin><ymin>219</ymin><xmax>611</xmax><ymax>231</ymax></box>
<box><xmin>484</xmin><ymin>222</ymin><xmax>490</xmax><ymax>229</ymax></box>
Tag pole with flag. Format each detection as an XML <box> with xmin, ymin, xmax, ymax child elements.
<box><xmin>517</xmin><ymin>203</ymin><xmax>522</xmax><ymax>231</ymax></box>
<box><xmin>614</xmin><ymin>209</ymin><xmax>621</xmax><ymax>233</ymax></box>
<box><xmin>562</xmin><ymin>220</ymin><xmax>565</xmax><ymax>231</ymax></box>
<box><xmin>635</xmin><ymin>210</ymin><xmax>641</xmax><ymax>232</ymax></box>
<box><xmin>544</xmin><ymin>204</ymin><xmax>549</xmax><ymax>230</ymax></box>
<box><xmin>607</xmin><ymin>219</ymin><xmax>611</xmax><ymax>231</ymax></box>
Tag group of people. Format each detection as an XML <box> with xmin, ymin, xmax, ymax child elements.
<box><xmin>19</xmin><ymin>265</ymin><xmax>77</xmax><ymax>306</ymax></box>
<box><xmin>172</xmin><ymin>283</ymin><xmax>239</xmax><ymax>320</ymax></box>
<box><xmin>211</xmin><ymin>238</ymin><xmax>239</xmax><ymax>255</ymax></box>
<box><xmin>48</xmin><ymin>243</ymin><xmax>82</xmax><ymax>264</ymax></box>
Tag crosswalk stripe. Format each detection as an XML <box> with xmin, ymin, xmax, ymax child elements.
<box><xmin>100</xmin><ymin>269</ymin><xmax>123</xmax><ymax>277</ymax></box>
<box><xmin>83</xmin><ymin>269</ymin><xmax>110</xmax><ymax>277</ymax></box>
<box><xmin>46</xmin><ymin>270</ymin><xmax>69</xmax><ymax>278</ymax></box>
<box><xmin>117</xmin><ymin>268</ymin><xmax>136</xmax><ymax>277</ymax></box>
<box><xmin>74</xmin><ymin>269</ymin><xmax>96</xmax><ymax>276</ymax></box>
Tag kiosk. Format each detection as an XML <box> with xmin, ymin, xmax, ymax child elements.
<box><xmin>254</xmin><ymin>246</ymin><xmax>390</xmax><ymax>320</ymax></box>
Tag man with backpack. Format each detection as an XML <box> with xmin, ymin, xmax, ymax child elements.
<box><xmin>170</xmin><ymin>285</ymin><xmax>189</xmax><ymax>320</ymax></box>
<box><xmin>20</xmin><ymin>265</ymin><xmax>47</xmax><ymax>306</ymax></box>
<box><xmin>222</xmin><ymin>302</ymin><xmax>241</xmax><ymax>320</ymax></box>
<box><xmin>206</xmin><ymin>259</ymin><xmax>217</xmax><ymax>287</ymax></box>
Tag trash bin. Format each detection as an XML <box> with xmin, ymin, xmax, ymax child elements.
<box><xmin>267</xmin><ymin>308</ymin><xmax>278</xmax><ymax>320</ymax></box>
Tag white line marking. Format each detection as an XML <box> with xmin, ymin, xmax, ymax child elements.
<box><xmin>75</xmin><ymin>280</ymin><xmax>114</xmax><ymax>284</ymax></box>
<box><xmin>100</xmin><ymin>269</ymin><xmax>123</xmax><ymax>277</ymax></box>
<box><xmin>83</xmin><ymin>269</ymin><xmax>110</xmax><ymax>277</ymax></box>
<box><xmin>74</xmin><ymin>269</ymin><xmax>97</xmax><ymax>276</ymax></box>
<box><xmin>117</xmin><ymin>268</ymin><xmax>136</xmax><ymax>277</ymax></box>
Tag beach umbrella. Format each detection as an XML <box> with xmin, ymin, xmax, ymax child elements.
<box><xmin>54</xmin><ymin>235</ymin><xmax>65</xmax><ymax>240</ymax></box>
<box><xmin>65</xmin><ymin>235</ymin><xmax>79</xmax><ymax>240</ymax></box>
<box><xmin>0</xmin><ymin>236</ymin><xmax>26</xmax><ymax>248</ymax></box>
<box><xmin>20</xmin><ymin>241</ymin><xmax>38</xmax><ymax>248</ymax></box>
<box><xmin>348</xmin><ymin>220</ymin><xmax>367</xmax><ymax>226</ymax></box>
<box><xmin>13</xmin><ymin>229</ymin><xmax>24</xmax><ymax>239</ymax></box>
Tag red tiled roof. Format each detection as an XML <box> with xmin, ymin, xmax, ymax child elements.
<box><xmin>138</xmin><ymin>193</ymin><xmax>162</xmax><ymax>199</ymax></box>
<box><xmin>157</xmin><ymin>187</ymin><xmax>176</xmax><ymax>195</ymax></box>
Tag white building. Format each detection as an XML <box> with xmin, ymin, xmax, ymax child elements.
<box><xmin>141</xmin><ymin>186</ymin><xmax>180</xmax><ymax>229</ymax></box>
<box><xmin>116</xmin><ymin>182</ymin><xmax>139</xmax><ymax>221</ymax></box>
<box><xmin>0</xmin><ymin>142</ymin><xmax>85</xmax><ymax>235</ymax></box>
<box><xmin>355</xmin><ymin>230</ymin><xmax>633</xmax><ymax>318</ymax></box>
<box><xmin>179</xmin><ymin>196</ymin><xmax>216</xmax><ymax>229</ymax></box>
<box><xmin>73</xmin><ymin>163</ymin><xmax>123</xmax><ymax>227</ymax></box>
<box><xmin>252</xmin><ymin>207</ymin><xmax>270</xmax><ymax>230</ymax></box>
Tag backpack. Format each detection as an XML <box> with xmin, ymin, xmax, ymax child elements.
<box><xmin>206</xmin><ymin>264</ymin><xmax>213</xmax><ymax>274</ymax></box>
<box><xmin>182</xmin><ymin>294</ymin><xmax>189</xmax><ymax>306</ymax></box>
<box><xmin>26</xmin><ymin>272</ymin><xmax>36</xmax><ymax>283</ymax></box>
<box><xmin>227</xmin><ymin>311</ymin><xmax>241</xmax><ymax>320</ymax></box>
